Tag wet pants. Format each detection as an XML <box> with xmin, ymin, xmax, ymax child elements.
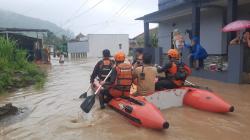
<box><xmin>155</xmin><ymin>78</ymin><xmax>178</xmax><ymax>91</ymax></box>
<box><xmin>99</xmin><ymin>88</ymin><xmax>113</xmax><ymax>108</ymax></box>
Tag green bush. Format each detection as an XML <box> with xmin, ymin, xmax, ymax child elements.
<box><xmin>0</xmin><ymin>37</ymin><xmax>46</xmax><ymax>93</ymax></box>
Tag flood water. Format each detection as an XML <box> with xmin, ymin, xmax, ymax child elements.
<box><xmin>0</xmin><ymin>58</ymin><xmax>250</xmax><ymax>140</ymax></box>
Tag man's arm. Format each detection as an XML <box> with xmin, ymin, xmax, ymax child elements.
<box><xmin>157</xmin><ymin>63</ymin><xmax>171</xmax><ymax>73</ymax></box>
<box><xmin>90</xmin><ymin>61</ymin><xmax>101</xmax><ymax>83</ymax></box>
<box><xmin>103</xmin><ymin>68</ymin><xmax>116</xmax><ymax>85</ymax></box>
<box><xmin>247</xmin><ymin>37</ymin><xmax>250</xmax><ymax>48</ymax></box>
<box><xmin>132</xmin><ymin>67</ymin><xmax>139</xmax><ymax>85</ymax></box>
<box><xmin>132</xmin><ymin>59</ymin><xmax>137</xmax><ymax>65</ymax></box>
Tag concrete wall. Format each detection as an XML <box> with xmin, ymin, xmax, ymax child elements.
<box><xmin>200</xmin><ymin>8</ymin><xmax>224</xmax><ymax>54</ymax></box>
<box><xmin>88</xmin><ymin>34</ymin><xmax>129</xmax><ymax>58</ymax></box>
<box><xmin>238</xmin><ymin>3</ymin><xmax>250</xmax><ymax>20</ymax></box>
<box><xmin>182</xmin><ymin>44</ymin><xmax>245</xmax><ymax>84</ymax></box>
<box><xmin>158</xmin><ymin>8</ymin><xmax>224</xmax><ymax>54</ymax></box>
<box><xmin>67</xmin><ymin>41</ymin><xmax>89</xmax><ymax>53</ymax></box>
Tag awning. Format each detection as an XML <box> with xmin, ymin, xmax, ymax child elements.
<box><xmin>0</xmin><ymin>28</ymin><xmax>49</xmax><ymax>33</ymax></box>
<box><xmin>136</xmin><ymin>0</ymin><xmax>224</xmax><ymax>23</ymax></box>
<box><xmin>136</xmin><ymin>3</ymin><xmax>193</xmax><ymax>23</ymax></box>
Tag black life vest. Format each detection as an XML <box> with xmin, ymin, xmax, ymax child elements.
<box><xmin>99</xmin><ymin>59</ymin><xmax>114</xmax><ymax>80</ymax></box>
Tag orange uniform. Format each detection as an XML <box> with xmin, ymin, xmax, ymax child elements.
<box><xmin>109</xmin><ymin>63</ymin><xmax>133</xmax><ymax>97</ymax></box>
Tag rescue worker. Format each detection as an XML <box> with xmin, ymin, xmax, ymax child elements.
<box><xmin>90</xmin><ymin>49</ymin><xmax>115</xmax><ymax>84</ymax></box>
<box><xmin>155</xmin><ymin>49</ymin><xmax>191</xmax><ymax>90</ymax></box>
<box><xmin>132</xmin><ymin>48</ymin><xmax>143</xmax><ymax>68</ymax></box>
<box><xmin>99</xmin><ymin>51</ymin><xmax>133</xmax><ymax>109</ymax></box>
<box><xmin>132</xmin><ymin>52</ymin><xmax>157</xmax><ymax>96</ymax></box>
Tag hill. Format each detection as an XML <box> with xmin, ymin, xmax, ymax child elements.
<box><xmin>0</xmin><ymin>9</ymin><xmax>70</xmax><ymax>37</ymax></box>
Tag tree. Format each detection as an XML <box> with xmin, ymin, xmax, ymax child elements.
<box><xmin>43</xmin><ymin>32</ymin><xmax>69</xmax><ymax>53</ymax></box>
<box><xmin>151</xmin><ymin>33</ymin><xmax>158</xmax><ymax>48</ymax></box>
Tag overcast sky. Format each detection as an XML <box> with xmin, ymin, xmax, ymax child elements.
<box><xmin>0</xmin><ymin>0</ymin><xmax>158</xmax><ymax>37</ymax></box>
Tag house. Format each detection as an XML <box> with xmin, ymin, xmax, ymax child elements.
<box><xmin>129</xmin><ymin>28</ymin><xmax>159</xmax><ymax>56</ymax></box>
<box><xmin>137</xmin><ymin>0</ymin><xmax>250</xmax><ymax>83</ymax></box>
<box><xmin>87</xmin><ymin>34</ymin><xmax>129</xmax><ymax>58</ymax></box>
<box><xmin>0</xmin><ymin>28</ymin><xmax>49</xmax><ymax>62</ymax></box>
<box><xmin>68</xmin><ymin>34</ymin><xmax>129</xmax><ymax>58</ymax></box>
<box><xmin>67</xmin><ymin>39</ymin><xmax>89</xmax><ymax>59</ymax></box>
<box><xmin>75</xmin><ymin>33</ymin><xmax>86</xmax><ymax>41</ymax></box>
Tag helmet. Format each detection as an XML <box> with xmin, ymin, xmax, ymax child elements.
<box><xmin>114</xmin><ymin>51</ymin><xmax>125</xmax><ymax>62</ymax></box>
<box><xmin>167</xmin><ymin>49</ymin><xmax>179</xmax><ymax>59</ymax></box>
<box><xmin>102</xmin><ymin>49</ymin><xmax>111</xmax><ymax>57</ymax></box>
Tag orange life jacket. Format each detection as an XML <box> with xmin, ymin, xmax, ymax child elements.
<box><xmin>167</xmin><ymin>62</ymin><xmax>191</xmax><ymax>86</ymax></box>
<box><xmin>113</xmin><ymin>63</ymin><xmax>133</xmax><ymax>92</ymax></box>
<box><xmin>99</xmin><ymin>59</ymin><xmax>114</xmax><ymax>80</ymax></box>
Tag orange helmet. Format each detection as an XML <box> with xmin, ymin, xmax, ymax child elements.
<box><xmin>114</xmin><ymin>51</ymin><xmax>125</xmax><ymax>62</ymax></box>
<box><xmin>167</xmin><ymin>49</ymin><xmax>179</xmax><ymax>59</ymax></box>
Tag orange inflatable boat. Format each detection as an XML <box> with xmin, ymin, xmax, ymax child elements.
<box><xmin>182</xmin><ymin>87</ymin><xmax>234</xmax><ymax>113</ymax></box>
<box><xmin>93</xmin><ymin>81</ymin><xmax>169</xmax><ymax>130</ymax></box>
<box><xmin>144</xmin><ymin>86</ymin><xmax>234</xmax><ymax>113</ymax></box>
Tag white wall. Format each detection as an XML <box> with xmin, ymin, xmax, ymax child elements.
<box><xmin>67</xmin><ymin>41</ymin><xmax>89</xmax><ymax>53</ymax></box>
<box><xmin>200</xmin><ymin>8</ymin><xmax>224</xmax><ymax>54</ymax></box>
<box><xmin>158</xmin><ymin>8</ymin><xmax>225</xmax><ymax>54</ymax></box>
<box><xmin>87</xmin><ymin>34</ymin><xmax>129</xmax><ymax>58</ymax></box>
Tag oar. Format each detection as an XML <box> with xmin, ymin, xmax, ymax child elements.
<box><xmin>79</xmin><ymin>85</ymin><xmax>91</xmax><ymax>99</ymax></box>
<box><xmin>185</xmin><ymin>80</ymin><xmax>213</xmax><ymax>92</ymax></box>
<box><xmin>80</xmin><ymin>69</ymin><xmax>113</xmax><ymax>113</ymax></box>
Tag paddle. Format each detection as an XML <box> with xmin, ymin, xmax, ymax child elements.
<box><xmin>79</xmin><ymin>85</ymin><xmax>91</xmax><ymax>99</ymax></box>
<box><xmin>185</xmin><ymin>80</ymin><xmax>213</xmax><ymax>92</ymax></box>
<box><xmin>80</xmin><ymin>69</ymin><xmax>113</xmax><ymax>113</ymax></box>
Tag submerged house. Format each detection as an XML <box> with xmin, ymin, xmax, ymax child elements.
<box><xmin>137</xmin><ymin>0</ymin><xmax>250</xmax><ymax>83</ymax></box>
<box><xmin>0</xmin><ymin>28</ymin><xmax>49</xmax><ymax>62</ymax></box>
<box><xmin>67</xmin><ymin>33</ymin><xmax>89</xmax><ymax>59</ymax></box>
<box><xmin>68</xmin><ymin>34</ymin><xmax>129</xmax><ymax>58</ymax></box>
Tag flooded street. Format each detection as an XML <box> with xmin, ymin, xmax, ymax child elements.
<box><xmin>1</xmin><ymin>58</ymin><xmax>250</xmax><ymax>140</ymax></box>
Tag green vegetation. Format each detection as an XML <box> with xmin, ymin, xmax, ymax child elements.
<box><xmin>0</xmin><ymin>37</ymin><xmax>46</xmax><ymax>93</ymax></box>
<box><xmin>151</xmin><ymin>33</ymin><xmax>158</xmax><ymax>48</ymax></box>
<box><xmin>134</xmin><ymin>27</ymin><xmax>158</xmax><ymax>47</ymax></box>
<box><xmin>43</xmin><ymin>32</ymin><xmax>69</xmax><ymax>54</ymax></box>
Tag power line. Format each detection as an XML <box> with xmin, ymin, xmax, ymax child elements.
<box><xmin>54</xmin><ymin>0</ymin><xmax>105</xmax><ymax>35</ymax></box>
<box><xmin>85</xmin><ymin>0</ymin><xmax>133</xmax><ymax>34</ymax></box>
<box><xmin>63</xmin><ymin>0</ymin><xmax>90</xmax><ymax>25</ymax></box>
<box><xmin>56</xmin><ymin>0</ymin><xmax>137</xmax><ymax>36</ymax></box>
<box><xmin>67</xmin><ymin>0</ymin><xmax>132</xmax><ymax>30</ymax></box>
<box><xmin>115</xmin><ymin>0</ymin><xmax>135</xmax><ymax>17</ymax></box>
<box><xmin>110</xmin><ymin>0</ymin><xmax>132</xmax><ymax>18</ymax></box>
<box><xmin>119</xmin><ymin>0</ymin><xmax>137</xmax><ymax>16</ymax></box>
<box><xmin>58</xmin><ymin>0</ymin><xmax>128</xmax><ymax>35</ymax></box>
<box><xmin>100</xmin><ymin>0</ymin><xmax>137</xmax><ymax>34</ymax></box>
<box><xmin>63</xmin><ymin>0</ymin><xmax>105</xmax><ymax>27</ymax></box>
<box><xmin>86</xmin><ymin>0</ymin><xmax>133</xmax><ymax>33</ymax></box>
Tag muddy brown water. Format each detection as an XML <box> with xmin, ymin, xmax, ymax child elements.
<box><xmin>0</xmin><ymin>58</ymin><xmax>250</xmax><ymax>140</ymax></box>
